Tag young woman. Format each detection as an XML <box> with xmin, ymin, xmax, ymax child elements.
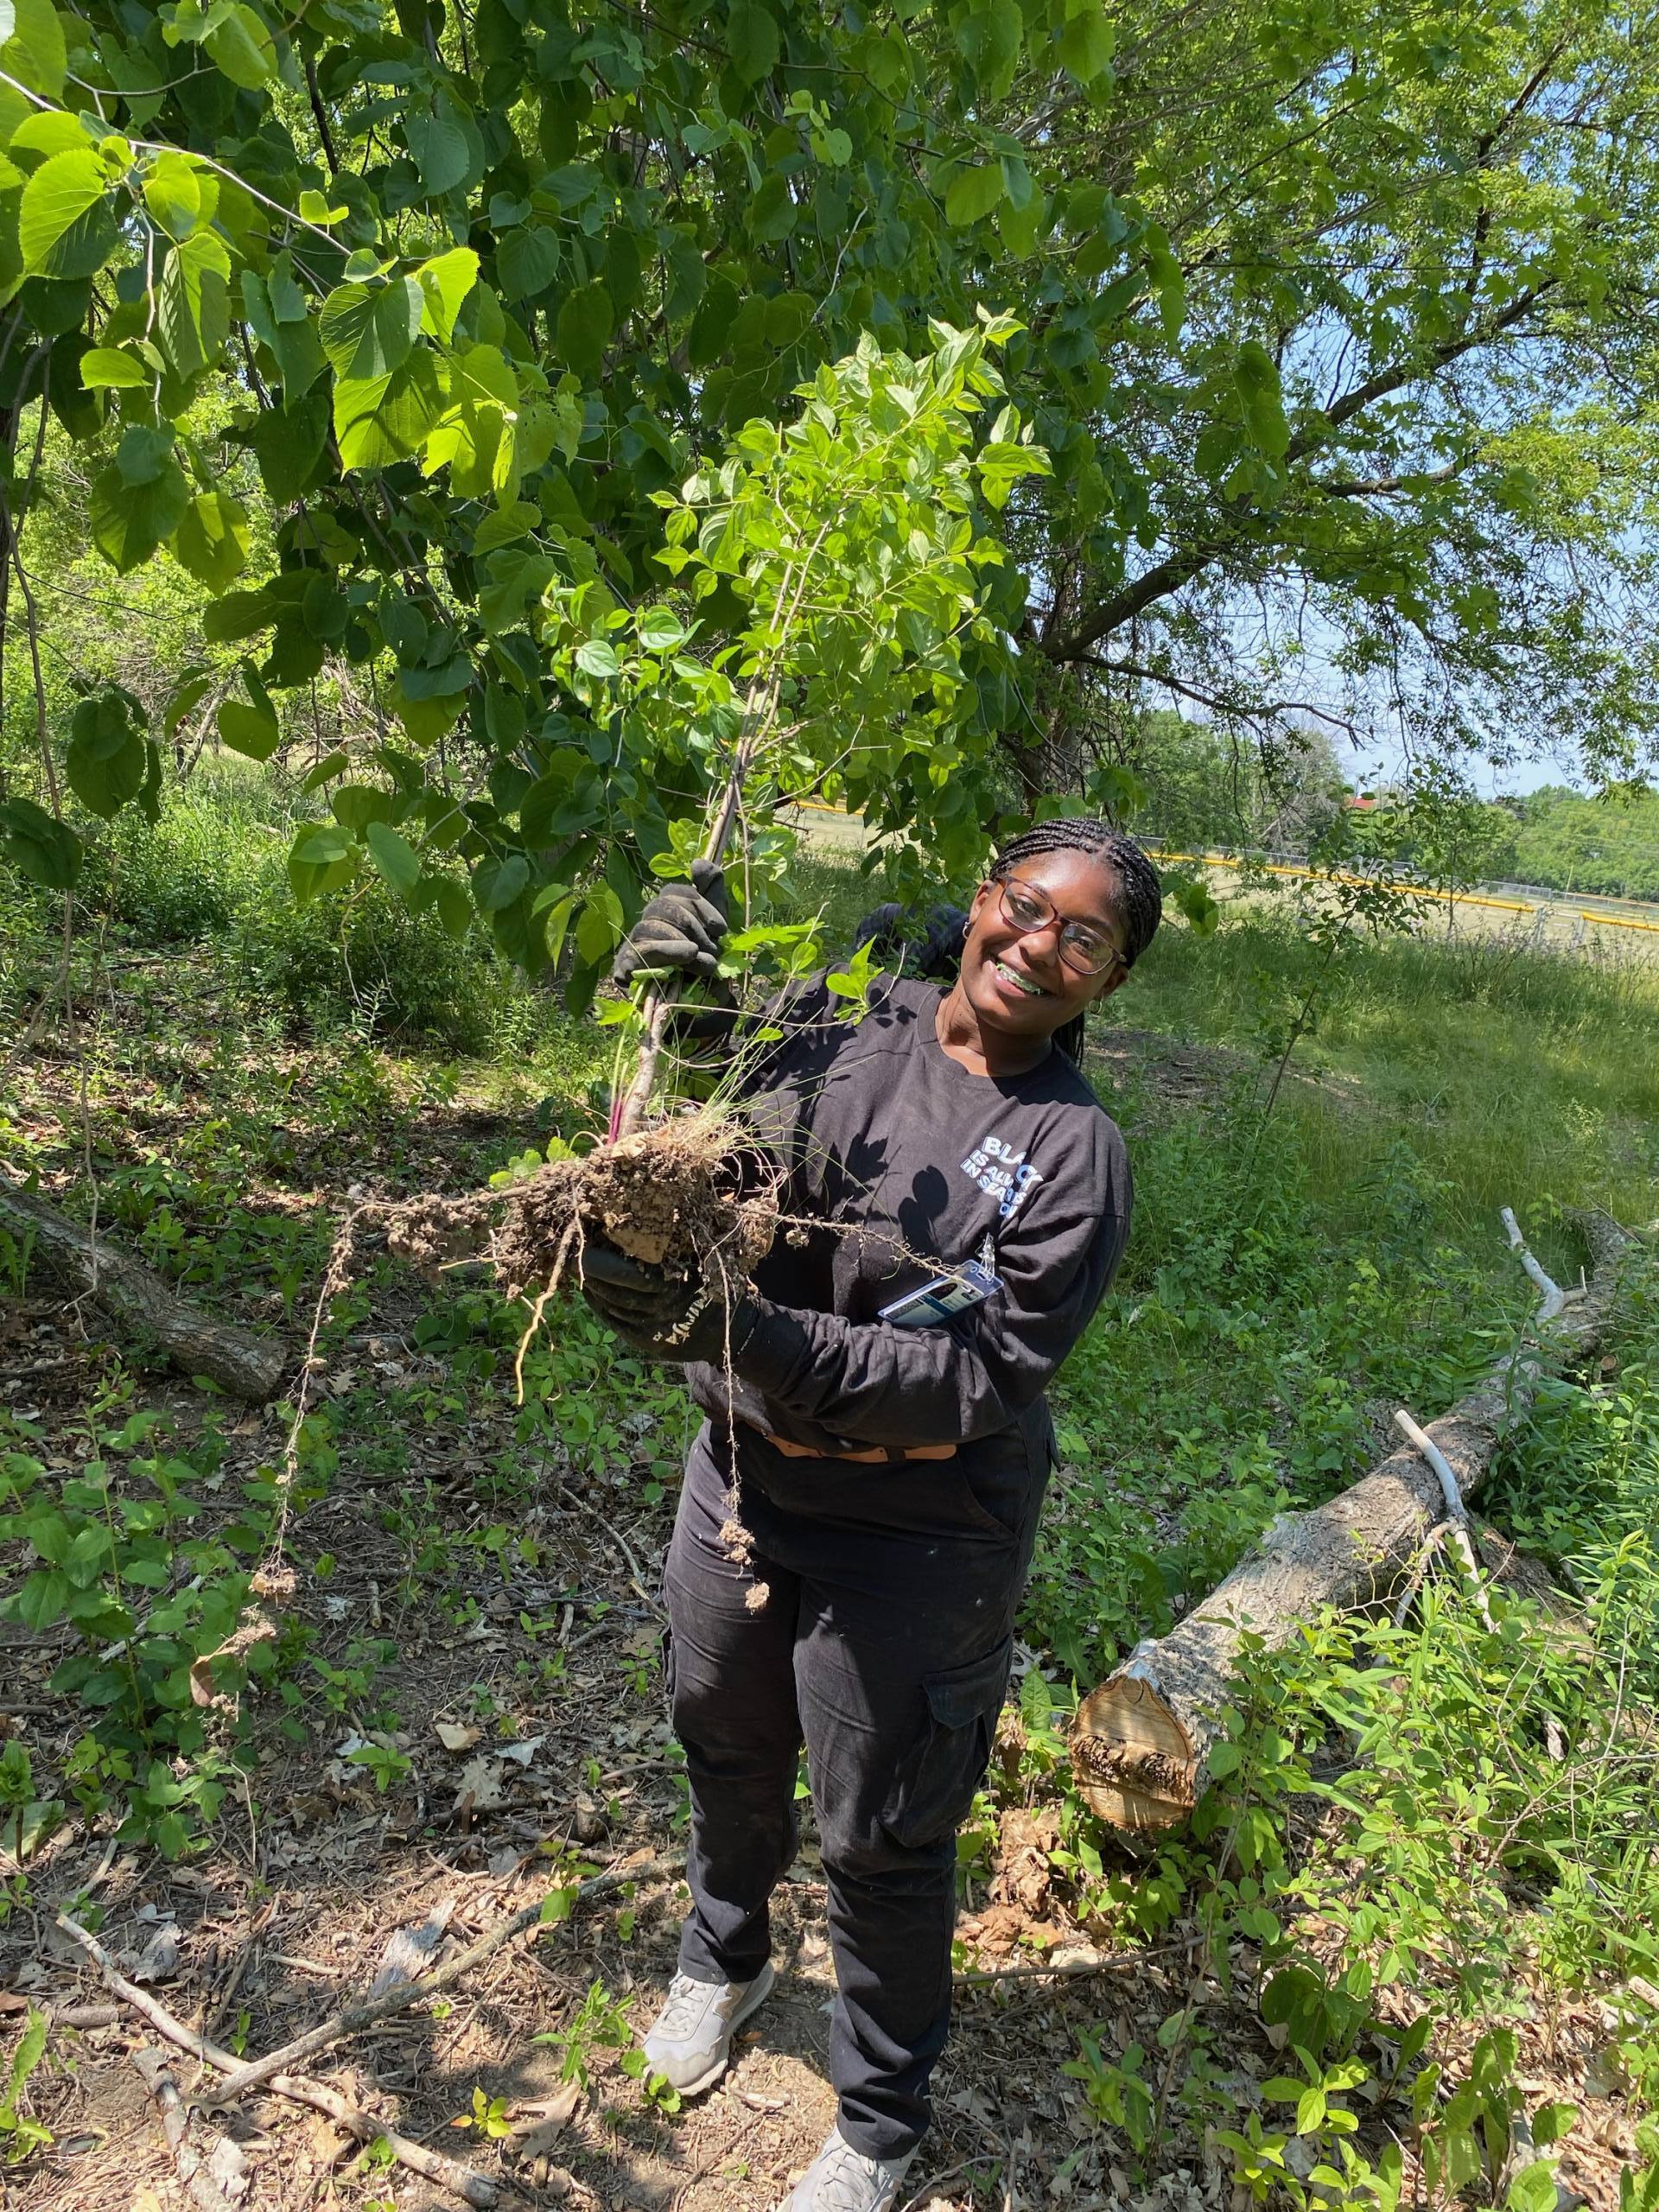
<box><xmin>582</xmin><ymin>820</ymin><xmax>1162</xmax><ymax>2212</ymax></box>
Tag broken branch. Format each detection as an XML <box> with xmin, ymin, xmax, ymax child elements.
<box><xmin>204</xmin><ymin>1856</ymin><xmax>671</xmax><ymax>2105</ymax></box>
<box><xmin>55</xmin><ymin>1913</ymin><xmax>508</xmax><ymax>2210</ymax></box>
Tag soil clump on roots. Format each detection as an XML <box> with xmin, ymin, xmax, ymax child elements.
<box><xmin>385</xmin><ymin>1111</ymin><xmax>778</xmax><ymax>1313</ymax></box>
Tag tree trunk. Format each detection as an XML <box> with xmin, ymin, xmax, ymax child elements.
<box><xmin>0</xmin><ymin>1176</ymin><xmax>289</xmax><ymax>1402</ymax></box>
<box><xmin>1071</xmin><ymin>1211</ymin><xmax>1630</xmax><ymax>1831</ymax></box>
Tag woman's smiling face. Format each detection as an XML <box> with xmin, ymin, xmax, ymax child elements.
<box><xmin>957</xmin><ymin>848</ymin><xmax>1131</xmax><ymax>1046</ymax></box>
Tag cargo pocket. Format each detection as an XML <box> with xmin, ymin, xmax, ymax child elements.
<box><xmin>882</xmin><ymin>1638</ymin><xmax>1013</xmax><ymax>1850</ymax></box>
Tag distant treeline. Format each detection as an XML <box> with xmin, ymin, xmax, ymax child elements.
<box><xmin>1122</xmin><ymin>715</ymin><xmax>1657</xmax><ymax>904</ymax></box>
<box><xmin>1482</xmin><ymin>785</ymin><xmax>1659</xmax><ymax>902</ymax></box>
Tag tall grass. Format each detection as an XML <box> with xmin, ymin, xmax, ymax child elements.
<box><xmin>1115</xmin><ymin>910</ymin><xmax>1659</xmax><ymax>1247</ymax></box>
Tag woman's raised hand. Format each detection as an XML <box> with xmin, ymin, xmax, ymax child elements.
<box><xmin>613</xmin><ymin>859</ymin><xmax>730</xmax><ymax>987</ymax></box>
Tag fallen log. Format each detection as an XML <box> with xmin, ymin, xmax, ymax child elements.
<box><xmin>1071</xmin><ymin>1209</ymin><xmax>1631</xmax><ymax>1832</ymax></box>
<box><xmin>0</xmin><ymin>1174</ymin><xmax>286</xmax><ymax>1402</ymax></box>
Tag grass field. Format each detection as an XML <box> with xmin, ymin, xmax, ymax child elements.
<box><xmin>2</xmin><ymin>785</ymin><xmax>1656</xmax><ymax>2210</ymax></box>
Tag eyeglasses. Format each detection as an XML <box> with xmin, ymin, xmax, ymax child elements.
<box><xmin>998</xmin><ymin>878</ymin><xmax>1126</xmax><ymax>978</ymax></box>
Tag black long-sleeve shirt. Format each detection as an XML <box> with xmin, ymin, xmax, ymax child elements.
<box><xmin>686</xmin><ymin>975</ymin><xmax>1131</xmax><ymax>1461</ymax></box>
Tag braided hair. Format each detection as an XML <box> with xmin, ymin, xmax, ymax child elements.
<box><xmin>988</xmin><ymin>818</ymin><xmax>1163</xmax><ymax>1065</ymax></box>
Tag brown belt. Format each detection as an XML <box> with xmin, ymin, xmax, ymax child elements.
<box><xmin>756</xmin><ymin>1427</ymin><xmax>957</xmax><ymax>1465</ymax></box>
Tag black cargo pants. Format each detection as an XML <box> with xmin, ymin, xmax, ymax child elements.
<box><xmin>661</xmin><ymin>1419</ymin><xmax>1049</xmax><ymax>2161</ymax></box>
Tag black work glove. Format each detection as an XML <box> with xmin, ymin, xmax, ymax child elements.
<box><xmin>578</xmin><ymin>1238</ymin><xmax>753</xmax><ymax>1365</ymax></box>
<box><xmin>613</xmin><ymin>859</ymin><xmax>730</xmax><ymax>988</ymax></box>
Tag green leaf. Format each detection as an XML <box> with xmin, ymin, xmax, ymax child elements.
<box><xmin>319</xmin><ymin>276</ymin><xmax>423</xmax><ymax>383</ymax></box>
<box><xmin>1294</xmin><ymin>2088</ymin><xmax>1327</xmax><ymax>2134</ymax></box>
<box><xmin>473</xmin><ymin>499</ymin><xmax>540</xmax><ymax>553</ymax></box>
<box><xmin>1057</xmin><ymin>0</ymin><xmax>1115</xmax><ymax>83</ymax></box>
<box><xmin>162</xmin><ymin>667</ymin><xmax>213</xmax><ymax>741</ymax></box>
<box><xmin>1169</xmin><ymin>878</ymin><xmax>1220</xmax><ymax>935</ymax></box>
<box><xmin>1532</xmin><ymin>2104</ymin><xmax>1577</xmax><ymax>2151</ymax></box>
<box><xmin>143</xmin><ymin>149</ymin><xmax>202</xmax><ymax>239</ymax></box>
<box><xmin>747</xmin><ymin>172</ymin><xmax>797</xmax><ymax>243</ymax></box>
<box><xmin>497</xmin><ymin>223</ymin><xmax>560</xmax><ymax>302</ymax></box>
<box><xmin>9</xmin><ymin>108</ymin><xmax>92</xmax><ymax>162</ymax></box>
<box><xmin>417</xmin><ymin>245</ymin><xmax>479</xmax><ymax>340</ymax></box>
<box><xmin>945</xmin><ymin>163</ymin><xmax>1003</xmax><ymax>227</ymax></box>
<box><xmin>159</xmin><ymin>229</ymin><xmax>232</xmax><ymax>379</ymax></box>
<box><xmin>205</xmin><ymin>2</ymin><xmax>275</xmax><ymax>89</ymax></box>
<box><xmin>66</xmin><ymin>694</ymin><xmax>145</xmax><ymax>818</ymax></box>
<box><xmin>726</xmin><ymin>0</ymin><xmax>780</xmax><ymax>83</ymax></box>
<box><xmin>115</xmin><ymin>423</ymin><xmax>173</xmax><ymax>486</ymax></box>
<box><xmin>474</xmin><ymin>852</ymin><xmax>530</xmax><ymax>911</ymax></box>
<box><xmin>575</xmin><ymin>881</ymin><xmax>624</xmax><ymax>963</ymax></box>
<box><xmin>638</xmin><ymin>605</ymin><xmax>689</xmax><ymax>652</ymax></box>
<box><xmin>246</xmin><ymin>389</ymin><xmax>330</xmax><ymax>503</ymax></box>
<box><xmin>434</xmin><ymin>879</ymin><xmax>472</xmax><ymax>938</ymax></box>
<box><xmin>556</xmin><ymin>280</ymin><xmax>613</xmax><ymax>384</ymax></box>
<box><xmin>407</xmin><ymin>111</ymin><xmax>470</xmax><ymax>197</ymax></box>
<box><xmin>79</xmin><ymin>345</ymin><xmax>149</xmax><ymax>390</ymax></box>
<box><xmin>298</xmin><ymin>188</ymin><xmax>347</xmax><ymax>225</ymax></box>
<box><xmin>0</xmin><ymin>797</ymin><xmax>80</xmax><ymax>888</ymax></box>
<box><xmin>89</xmin><ymin>451</ymin><xmax>190</xmax><ymax>573</ymax></box>
<box><xmin>13</xmin><ymin>1567</ymin><xmax>70</xmax><ymax>1630</ymax></box>
<box><xmin>954</xmin><ymin>0</ymin><xmax>1021</xmax><ymax>99</ymax></box>
<box><xmin>0</xmin><ymin>0</ymin><xmax>66</xmax><ymax>99</ymax></box>
<box><xmin>218</xmin><ymin>696</ymin><xmax>280</xmax><ymax>762</ymax></box>
<box><xmin>574</xmin><ymin>637</ymin><xmax>620</xmax><ymax>678</ymax></box>
<box><xmin>365</xmin><ymin>819</ymin><xmax>421</xmax><ymax>895</ymax></box>
<box><xmin>288</xmin><ymin>821</ymin><xmax>357</xmax><ymax>905</ymax></box>
<box><xmin>19</xmin><ymin>146</ymin><xmax>115</xmax><ymax>279</ymax></box>
<box><xmin>334</xmin><ymin>350</ymin><xmax>443</xmax><ymax>470</ymax></box>
<box><xmin>172</xmin><ymin>490</ymin><xmax>250</xmax><ymax>592</ymax></box>
<box><xmin>1507</xmin><ymin>2163</ymin><xmax>1562</xmax><ymax>2212</ymax></box>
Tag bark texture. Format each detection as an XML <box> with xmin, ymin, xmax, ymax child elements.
<box><xmin>0</xmin><ymin>1175</ymin><xmax>287</xmax><ymax>1402</ymax></box>
<box><xmin>1072</xmin><ymin>1211</ymin><xmax>1631</xmax><ymax>1831</ymax></box>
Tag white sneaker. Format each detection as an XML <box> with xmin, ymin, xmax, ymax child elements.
<box><xmin>779</xmin><ymin>2126</ymin><xmax>918</xmax><ymax>2212</ymax></box>
<box><xmin>641</xmin><ymin>1961</ymin><xmax>775</xmax><ymax>2096</ymax></box>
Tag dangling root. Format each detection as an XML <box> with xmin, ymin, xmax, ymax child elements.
<box><xmin>381</xmin><ymin>1107</ymin><xmax>783</xmax><ymax>1597</ymax></box>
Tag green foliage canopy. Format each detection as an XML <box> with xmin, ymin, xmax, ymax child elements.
<box><xmin>1</xmin><ymin>0</ymin><xmax>1657</xmax><ymax>969</ymax></box>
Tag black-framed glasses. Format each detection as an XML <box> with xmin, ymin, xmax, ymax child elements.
<box><xmin>999</xmin><ymin>877</ymin><xmax>1126</xmax><ymax>978</ymax></box>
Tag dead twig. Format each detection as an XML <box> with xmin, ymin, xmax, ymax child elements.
<box><xmin>56</xmin><ymin>1913</ymin><xmax>510</xmax><ymax>2209</ymax></box>
<box><xmin>201</xmin><ymin>1854</ymin><xmax>672</xmax><ymax>2105</ymax></box>
<box><xmin>130</xmin><ymin>2047</ymin><xmax>246</xmax><ymax>2212</ymax></box>
<box><xmin>952</xmin><ymin>1936</ymin><xmax>1193</xmax><ymax>1986</ymax></box>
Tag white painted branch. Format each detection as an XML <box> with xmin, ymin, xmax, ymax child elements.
<box><xmin>1502</xmin><ymin>1205</ymin><xmax>1566</xmax><ymax>1323</ymax></box>
<box><xmin>1393</xmin><ymin>1408</ymin><xmax>1465</xmax><ymax>1519</ymax></box>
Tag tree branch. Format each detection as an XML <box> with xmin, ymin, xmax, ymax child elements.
<box><xmin>1077</xmin><ymin>653</ymin><xmax>1366</xmax><ymax>740</ymax></box>
<box><xmin>1044</xmin><ymin>281</ymin><xmax>1554</xmax><ymax>661</ymax></box>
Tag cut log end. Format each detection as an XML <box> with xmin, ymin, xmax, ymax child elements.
<box><xmin>1072</xmin><ymin>1675</ymin><xmax>1198</xmax><ymax>1832</ymax></box>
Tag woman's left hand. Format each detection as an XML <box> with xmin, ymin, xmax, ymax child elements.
<box><xmin>579</xmin><ymin>1241</ymin><xmax>745</xmax><ymax>1363</ymax></box>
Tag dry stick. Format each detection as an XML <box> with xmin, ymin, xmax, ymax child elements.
<box><xmin>204</xmin><ymin>1857</ymin><xmax>671</xmax><ymax>2106</ymax></box>
<box><xmin>1391</xmin><ymin>1404</ymin><xmax>1493</xmax><ymax>1631</ymax></box>
<box><xmin>57</xmin><ymin>1915</ymin><xmax>507</xmax><ymax>2210</ymax></box>
<box><xmin>130</xmin><ymin>2047</ymin><xmax>245</xmax><ymax>2212</ymax></box>
<box><xmin>1500</xmin><ymin>1205</ymin><xmax>1567</xmax><ymax>1323</ymax></box>
<box><xmin>952</xmin><ymin>1936</ymin><xmax>1194</xmax><ymax>1986</ymax></box>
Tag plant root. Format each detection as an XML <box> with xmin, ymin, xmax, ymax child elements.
<box><xmin>384</xmin><ymin>1109</ymin><xmax>781</xmax><ymax>1593</ymax></box>
<box><xmin>385</xmin><ymin>1113</ymin><xmax>778</xmax><ymax>1306</ymax></box>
